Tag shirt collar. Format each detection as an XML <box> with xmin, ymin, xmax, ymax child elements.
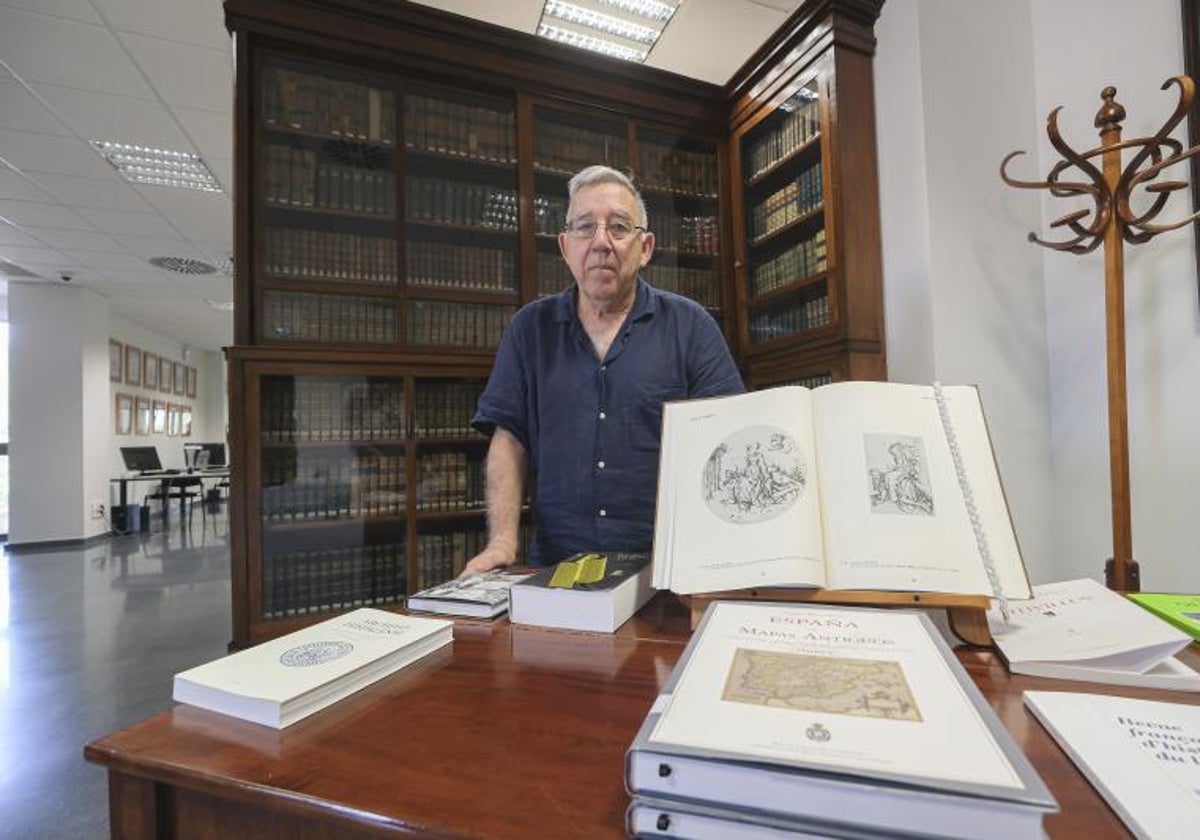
<box><xmin>554</xmin><ymin>277</ymin><xmax>658</xmax><ymax>324</ymax></box>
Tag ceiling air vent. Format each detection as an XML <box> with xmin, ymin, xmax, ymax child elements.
<box><xmin>0</xmin><ymin>259</ymin><xmax>41</xmax><ymax>278</ymax></box>
<box><xmin>149</xmin><ymin>256</ymin><xmax>217</xmax><ymax>275</ymax></box>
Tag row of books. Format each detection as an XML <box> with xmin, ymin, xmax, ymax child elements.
<box><xmin>750</xmin><ymin>228</ymin><xmax>827</xmax><ymax>298</ymax></box>
<box><xmin>639</xmin><ymin>141</ymin><xmax>719</xmax><ymax>197</ymax></box>
<box><xmin>413</xmin><ymin>379</ymin><xmax>485</xmax><ymax>438</ymax></box>
<box><xmin>261</xmin><ymin>453</ymin><xmax>405</xmax><ymax>522</ymax></box>
<box><xmin>261</xmin><ymin>543</ymin><xmax>407</xmax><ymax>620</ymax></box>
<box><xmin>533</xmin><ymin>195</ymin><xmax>569</xmax><ymax>236</ymax></box>
<box><xmin>641</xmin><ymin>264</ymin><xmax>721</xmax><ymax>310</ymax></box>
<box><xmin>260</xmin><ymin>377</ymin><xmax>404</xmax><ymax>443</ymax></box>
<box><xmin>536</xmin><ymin>252</ymin><xmax>575</xmax><ymax>297</ymax></box>
<box><xmin>533</xmin><ymin>122</ymin><xmax>628</xmax><ymax>174</ymax></box>
<box><xmin>750</xmin><ymin>162</ymin><xmax>824</xmax><ymax>242</ymax></box>
<box><xmin>264</xmin><ymin>67</ymin><xmax>396</xmax><ymax>145</ymax></box>
<box><xmin>403</xmin><ymin>94</ymin><xmax>516</xmax><ymax>163</ymax></box>
<box><xmin>773</xmin><ymin>371</ymin><xmax>834</xmax><ymax>390</ymax></box>
<box><xmin>265</xmin><ymin>227</ymin><xmax>398</xmax><ymax>285</ymax></box>
<box><xmin>748</xmin><ymin>292</ymin><xmax>830</xmax><ymax>342</ymax></box>
<box><xmin>404</xmin><ymin>177</ymin><xmax>518</xmax><ymax>231</ymax></box>
<box><xmin>646</xmin><ymin>211</ymin><xmax>719</xmax><ymax>255</ymax></box>
<box><xmin>744</xmin><ymin>93</ymin><xmax>820</xmax><ymax>180</ymax></box>
<box><xmin>416</xmin><ymin>528</ymin><xmax>486</xmax><ymax>589</ymax></box>
<box><xmin>405</xmin><ymin>240</ymin><xmax>516</xmax><ymax>293</ymax></box>
<box><xmin>406</xmin><ymin>300</ymin><xmax>514</xmax><ymax>350</ymax></box>
<box><xmin>262</xmin><ymin>291</ymin><xmax>398</xmax><ymax>344</ymax></box>
<box><xmin>416</xmin><ymin>451</ymin><xmax>484</xmax><ymax>512</ymax></box>
<box><xmin>265</xmin><ymin>145</ymin><xmax>395</xmax><ymax>216</ymax></box>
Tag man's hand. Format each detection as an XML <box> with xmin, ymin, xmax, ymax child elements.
<box><xmin>460</xmin><ymin>544</ymin><xmax>515</xmax><ymax>577</ymax></box>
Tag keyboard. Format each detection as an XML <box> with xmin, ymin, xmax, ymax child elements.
<box><xmin>139</xmin><ymin>469</ymin><xmax>181</xmax><ymax>476</ymax></box>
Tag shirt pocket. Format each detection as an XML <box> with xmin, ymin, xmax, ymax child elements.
<box><xmin>626</xmin><ymin>381</ymin><xmax>686</xmax><ymax>453</ymax></box>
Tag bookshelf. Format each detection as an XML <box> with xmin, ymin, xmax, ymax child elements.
<box><xmin>225</xmin><ymin>0</ymin><xmax>884</xmax><ymax>646</ymax></box>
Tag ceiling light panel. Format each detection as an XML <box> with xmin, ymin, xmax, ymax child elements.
<box><xmin>597</xmin><ymin>0</ymin><xmax>679</xmax><ymax>23</ymax></box>
<box><xmin>537</xmin><ymin>0</ymin><xmax>681</xmax><ymax>63</ymax></box>
<box><xmin>91</xmin><ymin>141</ymin><xmax>223</xmax><ymax>193</ymax></box>
<box><xmin>537</xmin><ymin>23</ymin><xmax>649</xmax><ymax>61</ymax></box>
<box><xmin>544</xmin><ymin>0</ymin><xmax>660</xmax><ymax>44</ymax></box>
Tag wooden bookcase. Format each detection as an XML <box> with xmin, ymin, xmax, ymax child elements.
<box><xmin>224</xmin><ymin>0</ymin><xmax>884</xmax><ymax>647</ymax></box>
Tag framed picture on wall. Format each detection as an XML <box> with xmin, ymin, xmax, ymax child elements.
<box><xmin>135</xmin><ymin>397</ymin><xmax>151</xmax><ymax>436</ymax></box>
<box><xmin>109</xmin><ymin>339</ymin><xmax>123</xmax><ymax>382</ymax></box>
<box><xmin>160</xmin><ymin>358</ymin><xmax>173</xmax><ymax>394</ymax></box>
<box><xmin>173</xmin><ymin>362</ymin><xmax>186</xmax><ymax>396</ymax></box>
<box><xmin>124</xmin><ymin>345</ymin><xmax>142</xmax><ymax>387</ymax></box>
<box><xmin>115</xmin><ymin>393</ymin><xmax>133</xmax><ymax>435</ymax></box>
<box><xmin>143</xmin><ymin>352</ymin><xmax>159</xmax><ymax>390</ymax></box>
<box><xmin>167</xmin><ymin>403</ymin><xmax>180</xmax><ymax>437</ymax></box>
<box><xmin>181</xmin><ymin>406</ymin><xmax>193</xmax><ymax>437</ymax></box>
<box><xmin>152</xmin><ymin>400</ymin><xmax>167</xmax><ymax>434</ymax></box>
<box><xmin>185</xmin><ymin>366</ymin><xmax>197</xmax><ymax>398</ymax></box>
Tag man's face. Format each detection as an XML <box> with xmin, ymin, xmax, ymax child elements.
<box><xmin>558</xmin><ymin>182</ymin><xmax>655</xmax><ymax>308</ymax></box>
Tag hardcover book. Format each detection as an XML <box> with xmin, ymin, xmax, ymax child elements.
<box><xmin>988</xmin><ymin>578</ymin><xmax>1200</xmax><ymax>691</ymax></box>
<box><xmin>406</xmin><ymin>567</ymin><xmax>538</xmax><ymax>619</ymax></box>
<box><xmin>173</xmin><ymin>608</ymin><xmax>452</xmax><ymax>728</ymax></box>
<box><xmin>508</xmin><ymin>552</ymin><xmax>654</xmax><ymax>633</ymax></box>
<box><xmin>627</xmin><ymin>795</ymin><xmax>897</xmax><ymax>839</ymax></box>
<box><xmin>652</xmin><ymin>383</ymin><xmax>1032</xmax><ymax>602</ymax></box>
<box><xmin>1025</xmin><ymin>691</ymin><xmax>1200</xmax><ymax>839</ymax></box>
<box><xmin>1127</xmin><ymin>592</ymin><xmax>1200</xmax><ymax>641</ymax></box>
<box><xmin>626</xmin><ymin>601</ymin><xmax>1056</xmax><ymax>839</ymax></box>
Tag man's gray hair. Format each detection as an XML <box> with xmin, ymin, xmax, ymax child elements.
<box><xmin>567</xmin><ymin>164</ymin><xmax>648</xmax><ymax>228</ymax></box>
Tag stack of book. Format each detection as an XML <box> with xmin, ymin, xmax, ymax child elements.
<box><xmin>625</xmin><ymin>602</ymin><xmax>1057</xmax><ymax>838</ymax></box>
<box><xmin>173</xmin><ymin>608</ymin><xmax>452</xmax><ymax>728</ymax></box>
<box><xmin>406</xmin><ymin>567</ymin><xmax>537</xmax><ymax>619</ymax></box>
<box><xmin>509</xmin><ymin>552</ymin><xmax>653</xmax><ymax>633</ymax></box>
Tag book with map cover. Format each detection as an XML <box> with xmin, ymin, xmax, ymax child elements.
<box><xmin>1127</xmin><ymin>592</ymin><xmax>1200</xmax><ymax>641</ymax></box>
<box><xmin>625</xmin><ymin>601</ymin><xmax>1056</xmax><ymax>838</ymax></box>
<box><xmin>652</xmin><ymin>383</ymin><xmax>1033</xmax><ymax>602</ymax></box>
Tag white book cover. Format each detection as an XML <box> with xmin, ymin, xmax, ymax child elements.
<box><xmin>627</xmin><ymin>602</ymin><xmax>1055</xmax><ymax>838</ymax></box>
<box><xmin>173</xmin><ymin>608</ymin><xmax>452</xmax><ymax>728</ymax></box>
<box><xmin>1024</xmin><ymin>691</ymin><xmax>1200</xmax><ymax>839</ymax></box>
<box><xmin>652</xmin><ymin>383</ymin><xmax>1030</xmax><ymax>600</ymax></box>
<box><xmin>988</xmin><ymin>578</ymin><xmax>1198</xmax><ymax>690</ymax></box>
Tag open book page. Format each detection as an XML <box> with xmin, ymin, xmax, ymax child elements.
<box><xmin>813</xmin><ymin>383</ymin><xmax>1025</xmax><ymax>596</ymax></box>
<box><xmin>652</xmin><ymin>387</ymin><xmax>826</xmax><ymax>595</ymax></box>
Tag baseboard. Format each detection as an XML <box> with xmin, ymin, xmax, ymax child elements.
<box><xmin>5</xmin><ymin>532</ymin><xmax>111</xmax><ymax>553</ymax></box>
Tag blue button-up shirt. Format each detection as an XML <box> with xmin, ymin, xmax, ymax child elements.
<box><xmin>472</xmin><ymin>279</ymin><xmax>744</xmax><ymax>564</ymax></box>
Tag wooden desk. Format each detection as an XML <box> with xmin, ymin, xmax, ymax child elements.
<box><xmin>85</xmin><ymin>598</ymin><xmax>1200</xmax><ymax>838</ymax></box>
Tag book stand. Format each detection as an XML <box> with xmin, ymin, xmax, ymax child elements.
<box><xmin>684</xmin><ymin>589</ymin><xmax>994</xmax><ymax>647</ymax></box>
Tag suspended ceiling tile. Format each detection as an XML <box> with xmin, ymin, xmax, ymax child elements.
<box><xmin>205</xmin><ymin>157</ymin><xmax>232</xmax><ymax>193</ymax></box>
<box><xmin>0</xmin><ymin>220</ymin><xmax>45</xmax><ymax>246</ymax></box>
<box><xmin>0</xmin><ymin>75</ymin><xmax>72</xmax><ymax>136</ymax></box>
<box><xmin>0</xmin><ymin>129</ymin><xmax>114</xmax><ymax>178</ymax></box>
<box><xmin>33</xmin><ymin>84</ymin><xmax>195</xmax><ymax>150</ymax></box>
<box><xmin>0</xmin><ymin>7</ymin><xmax>155</xmax><ymax>99</ymax></box>
<box><xmin>647</xmin><ymin>0</ymin><xmax>791</xmax><ymax>85</ymax></box>
<box><xmin>0</xmin><ymin>166</ymin><xmax>53</xmax><ymax>202</ymax></box>
<box><xmin>172</xmin><ymin>106</ymin><xmax>233</xmax><ymax>165</ymax></box>
<box><xmin>29</xmin><ymin>172</ymin><xmax>151</xmax><ymax>213</ymax></box>
<box><xmin>0</xmin><ymin>0</ymin><xmax>103</xmax><ymax>24</ymax></box>
<box><xmin>60</xmin><ymin>248</ymin><xmax>154</xmax><ymax>272</ymax></box>
<box><xmin>77</xmin><ymin>205</ymin><xmax>177</xmax><ymax>236</ymax></box>
<box><xmin>92</xmin><ymin>0</ymin><xmax>231</xmax><ymax>52</ymax></box>
<box><xmin>0</xmin><ymin>243</ymin><xmax>76</xmax><ymax>265</ymax></box>
<box><xmin>108</xmin><ymin>232</ymin><xmax>194</xmax><ymax>259</ymax></box>
<box><xmin>0</xmin><ymin>197</ymin><xmax>92</xmax><ymax>229</ymax></box>
<box><xmin>20</xmin><ymin>226</ymin><xmax>126</xmax><ymax>252</ymax></box>
<box><xmin>120</xmin><ymin>32</ymin><xmax>232</xmax><ymax>113</ymax></box>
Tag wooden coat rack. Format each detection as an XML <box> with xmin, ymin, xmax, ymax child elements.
<box><xmin>1001</xmin><ymin>77</ymin><xmax>1200</xmax><ymax>592</ymax></box>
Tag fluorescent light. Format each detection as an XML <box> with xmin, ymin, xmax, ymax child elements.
<box><xmin>537</xmin><ymin>22</ymin><xmax>648</xmax><ymax>62</ymax></box>
<box><xmin>204</xmin><ymin>299</ymin><xmax>235</xmax><ymax>312</ymax></box>
<box><xmin>597</xmin><ymin>0</ymin><xmax>678</xmax><ymax>23</ymax></box>
<box><xmin>544</xmin><ymin>0</ymin><xmax>661</xmax><ymax>45</ymax></box>
<box><xmin>92</xmin><ymin>141</ymin><xmax>223</xmax><ymax>193</ymax></box>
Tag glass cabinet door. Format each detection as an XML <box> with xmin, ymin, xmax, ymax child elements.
<box><xmin>257</xmin><ymin>373</ymin><xmax>407</xmax><ymax>619</ymax></box>
<box><xmin>636</xmin><ymin>126</ymin><xmax>722</xmax><ymax>318</ymax></box>
<box><xmin>259</xmin><ymin>56</ymin><xmax>400</xmax><ymax>347</ymax></box>
<box><xmin>741</xmin><ymin>76</ymin><xmax>830</xmax><ymax>347</ymax></box>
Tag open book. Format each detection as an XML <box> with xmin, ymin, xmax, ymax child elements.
<box><xmin>652</xmin><ymin>383</ymin><xmax>1032</xmax><ymax>600</ymax></box>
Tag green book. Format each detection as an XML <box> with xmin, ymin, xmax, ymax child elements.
<box><xmin>1127</xmin><ymin>593</ymin><xmax>1200</xmax><ymax>640</ymax></box>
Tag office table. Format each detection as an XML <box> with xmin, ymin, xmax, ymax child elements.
<box><xmin>85</xmin><ymin>595</ymin><xmax>1200</xmax><ymax>838</ymax></box>
<box><xmin>109</xmin><ymin>470</ymin><xmax>230</xmax><ymax>530</ymax></box>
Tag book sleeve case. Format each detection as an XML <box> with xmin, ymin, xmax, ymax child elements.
<box><xmin>225</xmin><ymin>0</ymin><xmax>884</xmax><ymax>647</ymax></box>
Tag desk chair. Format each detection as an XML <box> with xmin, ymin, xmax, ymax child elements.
<box><xmin>144</xmin><ymin>477</ymin><xmax>205</xmax><ymax>527</ymax></box>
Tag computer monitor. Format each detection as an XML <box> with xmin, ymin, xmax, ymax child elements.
<box><xmin>190</xmin><ymin>442</ymin><xmax>227</xmax><ymax>468</ymax></box>
<box><xmin>120</xmin><ymin>446</ymin><xmax>163</xmax><ymax>473</ymax></box>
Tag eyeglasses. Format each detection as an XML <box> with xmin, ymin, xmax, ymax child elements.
<box><xmin>563</xmin><ymin>219</ymin><xmax>646</xmax><ymax>241</ymax></box>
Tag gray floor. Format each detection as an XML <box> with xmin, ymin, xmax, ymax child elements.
<box><xmin>0</xmin><ymin>507</ymin><xmax>232</xmax><ymax>838</ymax></box>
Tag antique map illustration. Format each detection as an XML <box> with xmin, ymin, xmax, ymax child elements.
<box><xmin>721</xmin><ymin>648</ymin><xmax>923</xmax><ymax>722</ymax></box>
<box><xmin>703</xmin><ymin>424</ymin><xmax>807</xmax><ymax>524</ymax></box>
<box><xmin>865</xmin><ymin>433</ymin><xmax>935</xmax><ymax>516</ymax></box>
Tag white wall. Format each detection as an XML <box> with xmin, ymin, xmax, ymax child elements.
<box><xmin>875</xmin><ymin>0</ymin><xmax>1200</xmax><ymax>591</ymax></box>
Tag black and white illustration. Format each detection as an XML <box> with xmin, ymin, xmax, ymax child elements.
<box><xmin>703</xmin><ymin>425</ymin><xmax>806</xmax><ymax>524</ymax></box>
<box><xmin>865</xmin><ymin>434</ymin><xmax>935</xmax><ymax>516</ymax></box>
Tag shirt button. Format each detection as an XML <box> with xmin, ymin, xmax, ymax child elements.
<box><xmin>600</xmin><ymin>365</ymin><xmax>606</xmax><ymax>372</ymax></box>
<box><xmin>599</xmin><ymin>411</ymin><xmax>606</xmax><ymax>420</ymax></box>
<box><xmin>599</xmin><ymin>509</ymin><xmax>607</xmax><ymax>517</ymax></box>
<box><xmin>598</xmin><ymin>461</ymin><xmax>605</xmax><ymax>469</ymax></box>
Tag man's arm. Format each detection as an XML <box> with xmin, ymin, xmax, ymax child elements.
<box><xmin>461</xmin><ymin>427</ymin><xmax>527</xmax><ymax>575</ymax></box>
